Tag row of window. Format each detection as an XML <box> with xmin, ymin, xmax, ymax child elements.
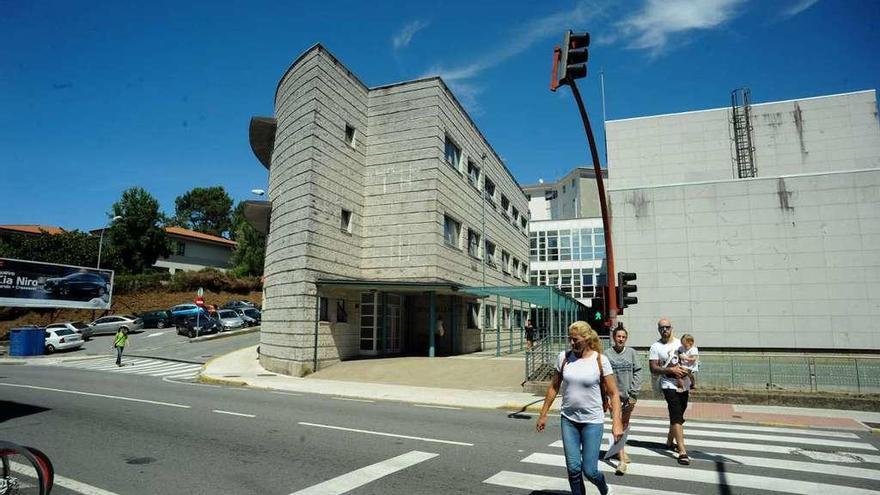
<box><xmin>529</xmin><ymin>267</ymin><xmax>601</xmax><ymax>300</ymax></box>
<box><xmin>465</xmin><ymin>303</ymin><xmax>529</xmax><ymax>330</ymax></box>
<box><xmin>444</xmin><ymin>135</ymin><xmax>528</xmax><ymax>234</ymax></box>
<box><xmin>319</xmin><ymin>297</ymin><xmax>348</xmax><ymax>323</ymax></box>
<box><xmin>444</xmin><ymin>215</ymin><xmax>528</xmax><ymax>280</ymax></box>
<box><xmin>529</xmin><ymin>228</ymin><xmax>606</xmax><ymax>262</ymax></box>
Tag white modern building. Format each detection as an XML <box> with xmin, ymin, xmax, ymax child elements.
<box><xmin>607</xmin><ymin>89</ymin><xmax>880</xmax><ymax>351</ymax></box>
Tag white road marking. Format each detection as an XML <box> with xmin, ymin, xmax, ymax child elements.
<box><xmin>146</xmin><ymin>332</ymin><xmax>166</xmax><ymax>338</ymax></box>
<box><xmin>298</xmin><ymin>422</ymin><xmax>474</xmax><ymax>447</ymax></box>
<box><xmin>213</xmin><ymin>409</ymin><xmax>256</xmax><ymax>418</ymax></box>
<box><xmin>522</xmin><ymin>452</ymin><xmax>880</xmax><ymax>495</ymax></box>
<box><xmin>289</xmin><ymin>450</ymin><xmax>438</xmax><ymax>495</ymax></box>
<box><xmin>271</xmin><ymin>391</ymin><xmax>303</xmax><ymax>397</ymax></box>
<box><xmin>610</xmin><ymin>424</ymin><xmax>876</xmax><ymax>451</ymax></box>
<box><xmin>412</xmin><ymin>404</ymin><xmax>462</xmax><ymax>410</ymax></box>
<box><xmin>565</xmin><ymin>435</ymin><xmax>880</xmax><ymax>464</ymax></box>
<box><xmin>11</xmin><ymin>461</ymin><xmax>120</xmax><ymax>495</ymax></box>
<box><xmin>0</xmin><ymin>383</ymin><xmax>190</xmax><ymax>409</ymax></box>
<box><xmin>625</xmin><ymin>417</ymin><xmax>860</xmax><ymax>438</ymax></box>
<box><xmin>485</xmin><ymin>471</ymin><xmax>689</xmax><ymax>495</ymax></box>
<box><xmin>332</xmin><ymin>397</ymin><xmax>375</xmax><ymax>403</ymax></box>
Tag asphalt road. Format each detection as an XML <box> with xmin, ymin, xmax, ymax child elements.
<box><xmin>2</xmin><ymin>363</ymin><xmax>879</xmax><ymax>495</ymax></box>
<box><xmin>55</xmin><ymin>324</ymin><xmax>259</xmax><ymax>363</ymax></box>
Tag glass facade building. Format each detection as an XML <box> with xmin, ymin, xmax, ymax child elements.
<box><xmin>528</xmin><ymin>217</ymin><xmax>605</xmax><ymax>303</ymax></box>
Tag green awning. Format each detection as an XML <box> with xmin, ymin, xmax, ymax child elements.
<box><xmin>461</xmin><ymin>285</ymin><xmax>586</xmax><ymax>310</ymax></box>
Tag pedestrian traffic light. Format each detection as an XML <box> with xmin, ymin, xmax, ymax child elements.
<box><xmin>616</xmin><ymin>272</ymin><xmax>638</xmax><ymax>314</ymax></box>
<box><xmin>558</xmin><ymin>30</ymin><xmax>590</xmax><ymax>87</ymax></box>
<box><xmin>588</xmin><ymin>285</ymin><xmax>607</xmax><ymax>333</ymax></box>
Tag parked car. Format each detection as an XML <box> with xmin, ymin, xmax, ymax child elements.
<box><xmin>175</xmin><ymin>313</ymin><xmax>220</xmax><ymax>338</ymax></box>
<box><xmin>88</xmin><ymin>315</ymin><xmax>144</xmax><ymax>336</ymax></box>
<box><xmin>43</xmin><ymin>272</ymin><xmax>109</xmax><ymax>300</ymax></box>
<box><xmin>44</xmin><ymin>327</ymin><xmax>84</xmax><ymax>354</ymax></box>
<box><xmin>140</xmin><ymin>310</ymin><xmax>172</xmax><ymax>329</ymax></box>
<box><xmin>221</xmin><ymin>300</ymin><xmax>260</xmax><ymax>311</ymax></box>
<box><xmin>234</xmin><ymin>307</ymin><xmax>261</xmax><ymax>326</ymax></box>
<box><xmin>215</xmin><ymin>309</ymin><xmax>246</xmax><ymax>331</ymax></box>
<box><xmin>45</xmin><ymin>321</ymin><xmax>93</xmax><ymax>340</ymax></box>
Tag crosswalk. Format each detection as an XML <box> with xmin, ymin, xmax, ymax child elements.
<box><xmin>50</xmin><ymin>357</ymin><xmax>203</xmax><ymax>381</ymax></box>
<box><xmin>485</xmin><ymin>417</ymin><xmax>880</xmax><ymax>495</ymax></box>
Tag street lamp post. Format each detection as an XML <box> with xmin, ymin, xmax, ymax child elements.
<box><xmin>97</xmin><ymin>215</ymin><xmax>122</xmax><ymax>269</ymax></box>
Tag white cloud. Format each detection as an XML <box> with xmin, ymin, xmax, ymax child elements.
<box><xmin>781</xmin><ymin>0</ymin><xmax>819</xmax><ymax>18</ymax></box>
<box><xmin>418</xmin><ymin>1</ymin><xmax>605</xmax><ymax>106</ymax></box>
<box><xmin>616</xmin><ymin>0</ymin><xmax>747</xmax><ymax>55</ymax></box>
<box><xmin>392</xmin><ymin>20</ymin><xmax>430</xmax><ymax>50</ymax></box>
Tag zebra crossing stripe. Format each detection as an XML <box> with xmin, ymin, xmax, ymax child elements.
<box><xmin>76</xmin><ymin>359</ymin><xmax>152</xmax><ymax>370</ymax></box>
<box><xmin>484</xmin><ymin>471</ymin><xmax>689</xmax><ymax>495</ymax></box>
<box><xmin>55</xmin><ymin>358</ymin><xmax>202</xmax><ymax>380</ymax></box>
<box><xmin>603</xmin><ymin>425</ymin><xmax>876</xmax><ymax>451</ymax></box>
<box><xmin>146</xmin><ymin>366</ymin><xmax>202</xmax><ymax>377</ymax></box>
<box><xmin>627</xmin><ymin>418</ymin><xmax>860</xmax><ymax>439</ymax></box>
<box><xmin>289</xmin><ymin>450</ymin><xmax>438</xmax><ymax>495</ymax></box>
<box><xmin>115</xmin><ymin>362</ymin><xmax>188</xmax><ymax>373</ymax></box>
<box><xmin>521</xmin><ymin>453</ymin><xmax>880</xmax><ymax>495</ymax></box>
<box><xmin>546</xmin><ymin>444</ymin><xmax>880</xmax><ymax>481</ymax></box>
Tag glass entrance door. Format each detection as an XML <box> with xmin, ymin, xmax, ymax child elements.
<box><xmin>360</xmin><ymin>292</ymin><xmax>377</xmax><ymax>355</ymax></box>
<box><xmin>386</xmin><ymin>294</ymin><xmax>402</xmax><ymax>353</ymax></box>
<box><xmin>360</xmin><ymin>292</ymin><xmax>404</xmax><ymax>355</ymax></box>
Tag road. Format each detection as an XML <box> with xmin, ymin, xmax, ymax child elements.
<box><xmin>2</xmin><ymin>360</ymin><xmax>879</xmax><ymax>495</ymax></box>
<box><xmin>62</xmin><ymin>324</ymin><xmax>259</xmax><ymax>363</ymax></box>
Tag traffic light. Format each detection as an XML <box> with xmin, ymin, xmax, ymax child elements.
<box><xmin>616</xmin><ymin>272</ymin><xmax>638</xmax><ymax>314</ymax></box>
<box><xmin>588</xmin><ymin>285</ymin><xmax>607</xmax><ymax>333</ymax></box>
<box><xmin>557</xmin><ymin>30</ymin><xmax>590</xmax><ymax>89</ymax></box>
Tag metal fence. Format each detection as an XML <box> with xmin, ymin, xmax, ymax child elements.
<box><xmin>524</xmin><ymin>341</ymin><xmax>880</xmax><ymax>395</ymax></box>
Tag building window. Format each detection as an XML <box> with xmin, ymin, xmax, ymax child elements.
<box><xmin>522</xmin><ymin>263</ymin><xmax>529</xmax><ymax>279</ymax></box>
<box><xmin>319</xmin><ymin>297</ymin><xmax>329</xmax><ymax>322</ymax></box>
<box><xmin>562</xmin><ymin>185</ymin><xmax>566</xmax><ymax>194</ymax></box>
<box><xmin>483</xmin><ymin>304</ymin><xmax>495</xmax><ymax>329</ymax></box>
<box><xmin>467</xmin><ymin>303</ymin><xmax>479</xmax><ymax>329</ymax></box>
<box><xmin>521</xmin><ymin>217</ymin><xmax>528</xmax><ymax>230</ymax></box>
<box><xmin>337</xmin><ymin>300</ymin><xmax>348</xmax><ymax>323</ymax></box>
<box><xmin>467</xmin><ymin>160</ymin><xmax>481</xmax><ymax>186</ymax></box>
<box><xmin>511</xmin><ymin>207</ymin><xmax>519</xmax><ymax>223</ymax></box>
<box><xmin>341</xmin><ymin>209</ymin><xmax>352</xmax><ymax>233</ymax></box>
<box><xmin>544</xmin><ymin>189</ymin><xmax>557</xmax><ymax>200</ymax></box>
<box><xmin>344</xmin><ymin>124</ymin><xmax>356</xmax><ymax>148</ymax></box>
<box><xmin>512</xmin><ymin>258</ymin><xmax>520</xmax><ymax>278</ymax></box>
<box><xmin>484</xmin><ymin>178</ymin><xmax>496</xmax><ymax>204</ymax></box>
<box><xmin>175</xmin><ymin>241</ymin><xmax>186</xmax><ymax>256</ymax></box>
<box><xmin>484</xmin><ymin>240</ymin><xmax>496</xmax><ymax>266</ymax></box>
<box><xmin>501</xmin><ymin>194</ymin><xmax>510</xmax><ymax>212</ymax></box>
<box><xmin>443</xmin><ymin>215</ymin><xmax>461</xmax><ymax>248</ymax></box>
<box><xmin>467</xmin><ymin>229</ymin><xmax>481</xmax><ymax>259</ymax></box>
<box><xmin>501</xmin><ymin>250</ymin><xmax>510</xmax><ymax>273</ymax></box>
<box><xmin>444</xmin><ymin>135</ymin><xmax>461</xmax><ymax>170</ymax></box>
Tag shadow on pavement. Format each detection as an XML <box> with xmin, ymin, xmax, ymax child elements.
<box><xmin>0</xmin><ymin>400</ymin><xmax>50</xmax><ymax>423</ymax></box>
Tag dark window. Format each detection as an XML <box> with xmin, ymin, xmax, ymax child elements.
<box><xmin>176</xmin><ymin>241</ymin><xmax>186</xmax><ymax>256</ymax></box>
<box><xmin>444</xmin><ymin>135</ymin><xmax>461</xmax><ymax>169</ymax></box>
<box><xmin>344</xmin><ymin>124</ymin><xmax>356</xmax><ymax>147</ymax></box>
<box><xmin>444</xmin><ymin>215</ymin><xmax>461</xmax><ymax>247</ymax></box>
<box><xmin>467</xmin><ymin>160</ymin><xmax>480</xmax><ymax>185</ymax></box>
<box><xmin>319</xmin><ymin>297</ymin><xmax>329</xmax><ymax>322</ymax></box>
<box><xmin>341</xmin><ymin>209</ymin><xmax>352</xmax><ymax>233</ymax></box>
<box><xmin>337</xmin><ymin>300</ymin><xmax>348</xmax><ymax>323</ymax></box>
<box><xmin>466</xmin><ymin>303</ymin><xmax>479</xmax><ymax>329</ymax></box>
<box><xmin>484</xmin><ymin>178</ymin><xmax>496</xmax><ymax>203</ymax></box>
<box><xmin>544</xmin><ymin>190</ymin><xmax>557</xmax><ymax>200</ymax></box>
<box><xmin>501</xmin><ymin>195</ymin><xmax>510</xmax><ymax>213</ymax></box>
<box><xmin>467</xmin><ymin>229</ymin><xmax>480</xmax><ymax>258</ymax></box>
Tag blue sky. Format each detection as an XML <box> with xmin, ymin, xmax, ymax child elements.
<box><xmin>1</xmin><ymin>0</ymin><xmax>877</xmax><ymax>231</ymax></box>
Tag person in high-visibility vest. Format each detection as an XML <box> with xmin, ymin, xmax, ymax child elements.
<box><xmin>113</xmin><ymin>327</ymin><xmax>129</xmax><ymax>367</ymax></box>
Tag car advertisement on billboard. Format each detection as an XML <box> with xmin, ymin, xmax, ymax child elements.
<box><xmin>0</xmin><ymin>258</ymin><xmax>114</xmax><ymax>309</ymax></box>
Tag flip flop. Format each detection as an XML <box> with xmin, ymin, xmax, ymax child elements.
<box><xmin>677</xmin><ymin>454</ymin><xmax>691</xmax><ymax>465</ymax></box>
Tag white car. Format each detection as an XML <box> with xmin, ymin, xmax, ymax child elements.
<box><xmin>46</xmin><ymin>321</ymin><xmax>93</xmax><ymax>340</ymax></box>
<box><xmin>44</xmin><ymin>327</ymin><xmax>84</xmax><ymax>354</ymax></box>
<box><xmin>215</xmin><ymin>309</ymin><xmax>246</xmax><ymax>331</ymax></box>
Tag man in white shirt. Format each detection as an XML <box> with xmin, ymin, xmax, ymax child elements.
<box><xmin>648</xmin><ymin>318</ymin><xmax>691</xmax><ymax>465</ymax></box>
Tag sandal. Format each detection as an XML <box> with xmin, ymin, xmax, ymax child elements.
<box><xmin>677</xmin><ymin>454</ymin><xmax>691</xmax><ymax>465</ymax></box>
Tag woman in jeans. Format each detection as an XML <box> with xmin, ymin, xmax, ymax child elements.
<box><xmin>537</xmin><ymin>322</ymin><xmax>623</xmax><ymax>495</ymax></box>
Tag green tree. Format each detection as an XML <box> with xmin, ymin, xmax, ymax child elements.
<box><xmin>229</xmin><ymin>201</ymin><xmax>266</xmax><ymax>276</ymax></box>
<box><xmin>107</xmin><ymin>187</ymin><xmax>169</xmax><ymax>273</ymax></box>
<box><xmin>0</xmin><ymin>229</ymin><xmax>100</xmax><ymax>267</ymax></box>
<box><xmin>173</xmin><ymin>186</ymin><xmax>233</xmax><ymax>237</ymax></box>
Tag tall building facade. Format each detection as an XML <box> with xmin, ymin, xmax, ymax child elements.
<box><xmin>248</xmin><ymin>45</ymin><xmax>529</xmax><ymax>376</ymax></box>
<box><xmin>607</xmin><ymin>90</ymin><xmax>880</xmax><ymax>350</ymax></box>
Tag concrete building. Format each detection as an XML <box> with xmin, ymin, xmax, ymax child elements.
<box><xmin>248</xmin><ymin>44</ymin><xmax>531</xmax><ymax>376</ymax></box>
<box><xmin>607</xmin><ymin>89</ymin><xmax>880</xmax><ymax>351</ymax></box>
<box><xmin>523</xmin><ymin>169</ymin><xmax>608</xmax><ymax>314</ymax></box>
<box><xmin>153</xmin><ymin>226</ymin><xmax>236</xmax><ymax>274</ymax></box>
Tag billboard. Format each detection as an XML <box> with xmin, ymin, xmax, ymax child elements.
<box><xmin>0</xmin><ymin>258</ymin><xmax>114</xmax><ymax>309</ymax></box>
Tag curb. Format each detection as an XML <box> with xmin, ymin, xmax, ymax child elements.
<box><xmin>188</xmin><ymin>326</ymin><xmax>259</xmax><ymax>343</ymax></box>
<box><xmin>198</xmin><ymin>374</ymin><xmax>248</xmax><ymax>387</ymax></box>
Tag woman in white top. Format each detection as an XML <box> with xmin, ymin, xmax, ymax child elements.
<box><xmin>537</xmin><ymin>322</ymin><xmax>623</xmax><ymax>495</ymax></box>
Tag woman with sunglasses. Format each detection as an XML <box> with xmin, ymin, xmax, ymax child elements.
<box><xmin>537</xmin><ymin>321</ymin><xmax>623</xmax><ymax>495</ymax></box>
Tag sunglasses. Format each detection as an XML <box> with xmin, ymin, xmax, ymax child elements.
<box><xmin>658</xmin><ymin>325</ymin><xmax>672</xmax><ymax>330</ymax></box>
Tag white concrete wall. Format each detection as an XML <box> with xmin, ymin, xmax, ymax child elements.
<box><xmin>608</xmin><ymin>90</ymin><xmax>880</xmax><ymax>189</ymax></box>
<box><xmin>611</xmin><ymin>169</ymin><xmax>880</xmax><ymax>350</ymax></box>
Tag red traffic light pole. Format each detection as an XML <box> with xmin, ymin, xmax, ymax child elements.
<box><xmin>551</xmin><ymin>41</ymin><xmax>618</xmax><ymax>326</ymax></box>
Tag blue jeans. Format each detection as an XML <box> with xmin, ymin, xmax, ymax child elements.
<box><xmin>561</xmin><ymin>416</ymin><xmax>608</xmax><ymax>495</ymax></box>
<box><xmin>115</xmin><ymin>346</ymin><xmax>124</xmax><ymax>365</ymax></box>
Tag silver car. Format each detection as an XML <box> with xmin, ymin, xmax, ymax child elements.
<box><xmin>89</xmin><ymin>315</ymin><xmax>144</xmax><ymax>336</ymax></box>
<box><xmin>215</xmin><ymin>310</ymin><xmax>245</xmax><ymax>331</ymax></box>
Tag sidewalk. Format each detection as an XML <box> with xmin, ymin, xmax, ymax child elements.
<box><xmin>201</xmin><ymin>346</ymin><xmax>880</xmax><ymax>431</ymax></box>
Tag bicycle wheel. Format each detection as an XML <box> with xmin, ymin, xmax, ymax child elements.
<box><xmin>0</xmin><ymin>441</ymin><xmax>53</xmax><ymax>495</ymax></box>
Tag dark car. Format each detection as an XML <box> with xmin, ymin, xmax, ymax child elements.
<box><xmin>175</xmin><ymin>313</ymin><xmax>220</xmax><ymax>338</ymax></box>
<box><xmin>235</xmin><ymin>307</ymin><xmax>261</xmax><ymax>326</ymax></box>
<box><xmin>43</xmin><ymin>272</ymin><xmax>109</xmax><ymax>300</ymax></box>
<box><xmin>222</xmin><ymin>300</ymin><xmax>260</xmax><ymax>311</ymax></box>
<box><xmin>140</xmin><ymin>310</ymin><xmax>172</xmax><ymax>329</ymax></box>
